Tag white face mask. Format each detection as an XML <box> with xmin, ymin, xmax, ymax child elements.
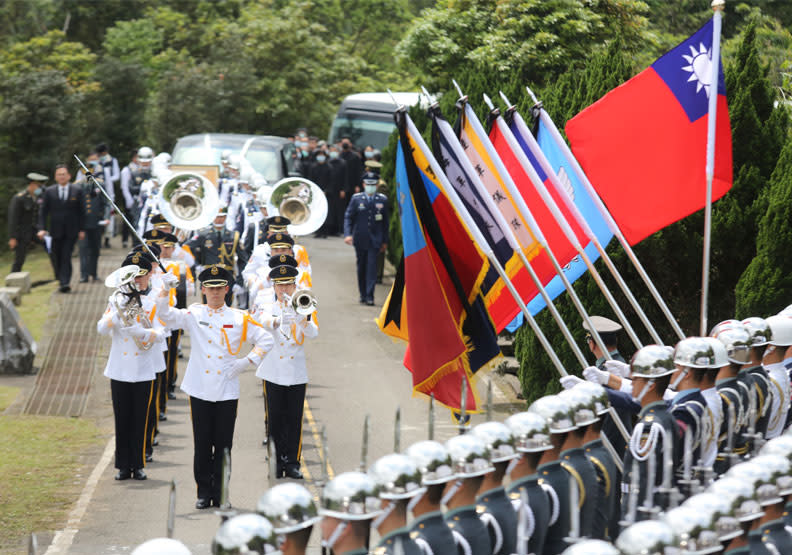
<box><xmin>364</xmin><ymin>185</ymin><xmax>377</xmax><ymax>195</ymax></box>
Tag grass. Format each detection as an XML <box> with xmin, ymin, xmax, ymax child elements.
<box><xmin>0</xmin><ymin>385</ymin><xmax>19</xmax><ymax>412</ymax></box>
<box><xmin>0</xmin><ymin>247</ymin><xmax>60</xmax><ymax>342</ymax></box>
<box><xmin>0</xmin><ymin>415</ymin><xmax>103</xmax><ymax>551</ymax></box>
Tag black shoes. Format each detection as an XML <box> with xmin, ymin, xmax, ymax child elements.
<box><xmin>145</xmin><ymin>453</ymin><xmax>153</xmax><ymax>463</ymax></box>
<box><xmin>115</xmin><ymin>469</ymin><xmax>131</xmax><ymax>480</ymax></box>
<box><xmin>79</xmin><ymin>277</ymin><xmax>89</xmax><ymax>283</ymax></box>
<box><xmin>167</xmin><ymin>391</ymin><xmax>176</xmax><ymax>400</ymax></box>
<box><xmin>195</xmin><ymin>497</ymin><xmax>211</xmax><ymax>510</ymax></box>
<box><xmin>59</xmin><ymin>285</ymin><xmax>71</xmax><ymax>293</ymax></box>
<box><xmin>115</xmin><ymin>468</ymin><xmax>146</xmax><ymax>480</ymax></box>
<box><xmin>132</xmin><ymin>468</ymin><xmax>147</xmax><ymax>480</ymax></box>
<box><xmin>365</xmin><ymin>299</ymin><xmax>375</xmax><ymax>306</ymax></box>
<box><xmin>284</xmin><ymin>466</ymin><xmax>304</xmax><ymax>480</ymax></box>
<box><xmin>159</xmin><ymin>412</ymin><xmax>167</xmax><ymax>421</ymax></box>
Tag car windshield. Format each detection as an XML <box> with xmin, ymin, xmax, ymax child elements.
<box><xmin>172</xmin><ymin>141</ymin><xmax>281</xmax><ymax>183</ymax></box>
<box><xmin>329</xmin><ymin>117</ymin><xmax>396</xmax><ymax>151</ymax></box>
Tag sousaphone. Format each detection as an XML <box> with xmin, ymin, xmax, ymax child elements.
<box><xmin>158</xmin><ymin>172</ymin><xmax>220</xmax><ymax>231</ymax></box>
<box><xmin>266</xmin><ymin>177</ymin><xmax>327</xmax><ymax>236</ymax></box>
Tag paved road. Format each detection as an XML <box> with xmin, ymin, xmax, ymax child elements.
<box><xmin>56</xmin><ymin>235</ymin><xmax>518</xmax><ymax>554</ymax></box>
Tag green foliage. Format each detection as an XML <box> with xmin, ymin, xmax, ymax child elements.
<box><xmin>736</xmin><ymin>134</ymin><xmax>792</xmax><ymax>317</ymax></box>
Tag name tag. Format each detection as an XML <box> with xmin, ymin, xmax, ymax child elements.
<box><xmin>199</xmin><ymin>321</ymin><xmax>210</xmax><ymax>326</ymax></box>
<box><xmin>374</xmin><ymin>214</ymin><xmax>383</xmax><ymax>221</ymax></box>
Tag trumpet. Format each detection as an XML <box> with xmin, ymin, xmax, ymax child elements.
<box><xmin>105</xmin><ymin>265</ymin><xmax>154</xmax><ymax>351</ymax></box>
<box><xmin>291</xmin><ymin>289</ymin><xmax>317</xmax><ymax>315</ymax></box>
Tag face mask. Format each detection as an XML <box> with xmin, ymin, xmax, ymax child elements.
<box><xmin>364</xmin><ymin>185</ymin><xmax>377</xmax><ymax>195</ymax></box>
<box><xmin>102</xmin><ymin>154</ymin><xmax>111</xmax><ymax>163</ymax></box>
<box><xmin>33</xmin><ymin>187</ymin><xmax>42</xmax><ymax>196</ymax></box>
<box><xmin>301</xmin><ymin>150</ymin><xmax>309</xmax><ymax>158</ymax></box>
<box><xmin>329</xmin><ymin>151</ymin><xmax>339</xmax><ymax>159</ymax></box>
<box><xmin>316</xmin><ymin>155</ymin><xmax>326</xmax><ymax>163</ymax></box>
<box><xmin>296</xmin><ymin>141</ymin><xmax>307</xmax><ymax>148</ymax></box>
<box><xmin>364</xmin><ymin>151</ymin><xmax>374</xmax><ymax>159</ymax></box>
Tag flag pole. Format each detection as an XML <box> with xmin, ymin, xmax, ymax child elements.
<box><xmin>402</xmin><ymin>105</ymin><xmax>569</xmax><ymax>378</ymax></box>
<box><xmin>525</xmin><ymin>87</ymin><xmax>686</xmax><ymax>340</ymax></box>
<box><xmin>500</xmin><ymin>92</ymin><xmax>664</xmax><ymax>346</ymax></box>
<box><xmin>701</xmin><ymin>0</ymin><xmax>725</xmax><ymax>336</ymax></box>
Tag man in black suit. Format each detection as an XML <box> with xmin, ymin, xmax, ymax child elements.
<box><xmin>38</xmin><ymin>164</ymin><xmax>85</xmax><ymax>293</ymax></box>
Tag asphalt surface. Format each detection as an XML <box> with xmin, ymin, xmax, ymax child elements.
<box><xmin>47</xmin><ymin>235</ymin><xmax>519</xmax><ymax>554</ymax></box>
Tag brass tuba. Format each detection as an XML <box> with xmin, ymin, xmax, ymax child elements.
<box><xmin>105</xmin><ymin>265</ymin><xmax>154</xmax><ymax>351</ymax></box>
<box><xmin>158</xmin><ymin>172</ymin><xmax>220</xmax><ymax>231</ymax></box>
<box><xmin>266</xmin><ymin>177</ymin><xmax>327</xmax><ymax>236</ymax></box>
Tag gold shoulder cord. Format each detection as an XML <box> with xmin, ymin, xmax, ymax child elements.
<box><xmin>588</xmin><ymin>455</ymin><xmax>612</xmax><ymax>498</ymax></box>
<box><xmin>559</xmin><ymin>461</ymin><xmax>586</xmax><ymax>509</ymax></box>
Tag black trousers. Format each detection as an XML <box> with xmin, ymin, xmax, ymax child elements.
<box><xmin>354</xmin><ymin>245</ymin><xmax>378</xmax><ymax>302</ymax></box>
<box><xmin>166</xmin><ymin>330</ymin><xmax>181</xmax><ymax>394</ymax></box>
<box><xmin>189</xmin><ymin>396</ymin><xmax>238</xmax><ymax>501</ymax></box>
<box><xmin>146</xmin><ymin>368</ymin><xmax>166</xmax><ymax>456</ymax></box>
<box><xmin>50</xmin><ymin>235</ymin><xmax>77</xmax><ymax>287</ymax></box>
<box><xmin>264</xmin><ymin>381</ymin><xmax>305</xmax><ymax>469</ymax></box>
<box><xmin>79</xmin><ymin>227</ymin><xmax>102</xmax><ymax>279</ymax></box>
<box><xmin>110</xmin><ymin>379</ymin><xmax>153</xmax><ymax>471</ymax></box>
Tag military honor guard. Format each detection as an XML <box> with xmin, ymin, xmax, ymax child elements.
<box><xmin>344</xmin><ymin>171</ymin><xmax>389</xmax><ymax>305</ymax></box>
<box><xmin>761</xmin><ymin>315</ymin><xmax>792</xmax><ymax>439</ymax></box>
<box><xmin>242</xmin><ymin>216</ymin><xmax>312</xmax><ymax>291</ymax></box>
<box><xmin>97</xmin><ymin>252</ymin><xmax>166</xmax><ymax>481</ymax></box>
<box><xmin>255</xmin><ymin>263</ymin><xmax>318</xmax><ymax>479</ymax></box>
<box><xmin>319</xmin><ymin>472</ymin><xmax>382</xmax><ymax>555</ymax></box>
<box><xmin>8</xmin><ymin>172</ymin><xmax>47</xmax><ymax>272</ymax></box>
<box><xmin>155</xmin><ymin>264</ymin><xmax>273</xmax><ymax>509</ymax></box>
<box><xmin>257</xmin><ymin>483</ymin><xmax>320</xmax><ymax>555</ymax></box>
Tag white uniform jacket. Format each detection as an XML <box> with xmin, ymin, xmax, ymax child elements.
<box><xmin>242</xmin><ymin>243</ymin><xmax>311</xmax><ymax>290</ymax></box>
<box><xmin>700</xmin><ymin>386</ymin><xmax>723</xmax><ymax>468</ymax></box>
<box><xmin>97</xmin><ymin>294</ymin><xmax>166</xmax><ymax>383</ymax></box>
<box><xmin>255</xmin><ymin>296</ymin><xmax>318</xmax><ymax>387</ymax></box>
<box><xmin>156</xmin><ymin>300</ymin><xmax>273</xmax><ymax>402</ymax></box>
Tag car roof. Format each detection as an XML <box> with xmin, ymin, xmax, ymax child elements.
<box><xmin>173</xmin><ymin>133</ymin><xmax>290</xmax><ymax>148</ymax></box>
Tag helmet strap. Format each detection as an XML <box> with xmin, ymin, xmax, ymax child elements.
<box><xmin>669</xmin><ymin>367</ymin><xmax>688</xmax><ymax>391</ymax></box>
<box><xmin>441</xmin><ymin>479</ymin><xmax>462</xmax><ymax>507</ymax></box>
<box><xmin>321</xmin><ymin>521</ymin><xmax>347</xmax><ymax>550</ymax></box>
<box><xmin>407</xmin><ymin>491</ymin><xmax>424</xmax><ymax>514</ymax></box>
<box><xmin>371</xmin><ymin>501</ymin><xmax>395</xmax><ymax>530</ymax></box>
<box><xmin>634</xmin><ymin>380</ymin><xmax>654</xmax><ymax>404</ymax></box>
<box><xmin>505</xmin><ymin>458</ymin><xmax>519</xmax><ymax>477</ymax></box>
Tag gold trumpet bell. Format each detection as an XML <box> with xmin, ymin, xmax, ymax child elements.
<box><xmin>267</xmin><ymin>177</ymin><xmax>328</xmax><ymax>236</ymax></box>
<box><xmin>159</xmin><ymin>172</ymin><xmax>220</xmax><ymax>231</ymax></box>
<box><xmin>105</xmin><ymin>265</ymin><xmax>141</xmax><ymax>289</ymax></box>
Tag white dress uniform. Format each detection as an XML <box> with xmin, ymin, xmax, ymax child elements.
<box><xmin>97</xmin><ymin>293</ymin><xmax>166</xmax><ymax>474</ymax></box>
<box><xmin>255</xmin><ymin>292</ymin><xmax>318</xmax><ymax>477</ymax></box>
<box><xmin>156</xmin><ymin>296</ymin><xmax>274</xmax><ymax>503</ymax></box>
<box><xmin>225</xmin><ymin>187</ymin><xmax>253</xmax><ymax>232</ymax></box>
<box><xmin>764</xmin><ymin>361</ymin><xmax>791</xmax><ymax>439</ymax></box>
<box><xmin>699</xmin><ymin>386</ymin><xmax>723</xmax><ymax>468</ymax></box>
<box><xmin>243</xmin><ymin>243</ymin><xmax>311</xmax><ymax>290</ymax></box>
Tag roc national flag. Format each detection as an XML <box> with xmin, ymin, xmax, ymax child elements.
<box><xmin>565</xmin><ymin>17</ymin><xmax>732</xmax><ymax>245</ymax></box>
<box><xmin>430</xmin><ymin>107</ymin><xmax>530</xmax><ymax>333</ymax></box>
<box><xmin>376</xmin><ymin>110</ymin><xmax>500</xmax><ymax>411</ymax></box>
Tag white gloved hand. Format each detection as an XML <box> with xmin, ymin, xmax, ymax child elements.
<box><xmin>226</xmin><ymin>358</ymin><xmax>251</xmax><ymax>380</ymax></box>
<box><xmin>560</xmin><ymin>375</ymin><xmax>584</xmax><ymax>390</ymax></box>
<box><xmin>232</xmin><ymin>283</ymin><xmax>244</xmax><ymax>296</ymax></box>
<box><xmin>121</xmin><ymin>323</ymin><xmax>150</xmax><ymax>340</ymax></box>
<box><xmin>603</xmin><ymin>359</ymin><xmax>630</xmax><ymax>378</ymax></box>
<box><xmin>620</xmin><ymin>377</ymin><xmax>634</xmax><ymax>394</ymax></box>
<box><xmin>161</xmin><ymin>271</ymin><xmax>179</xmax><ymax>290</ymax></box>
<box><xmin>583</xmin><ymin>365</ymin><xmax>610</xmax><ymax>385</ymax></box>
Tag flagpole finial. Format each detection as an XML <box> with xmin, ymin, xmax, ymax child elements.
<box><xmin>524</xmin><ymin>86</ymin><xmax>541</xmax><ymax>108</ymax></box>
<box><xmin>420</xmin><ymin>86</ymin><xmax>439</xmax><ymax>108</ymax></box>
<box><xmin>452</xmin><ymin>79</ymin><xmax>464</xmax><ymax>99</ymax></box>
<box><xmin>482</xmin><ymin>93</ymin><xmax>495</xmax><ymax>111</ymax></box>
<box><xmin>711</xmin><ymin>0</ymin><xmax>725</xmax><ymax>10</ymax></box>
<box><xmin>499</xmin><ymin>91</ymin><xmax>516</xmax><ymax>112</ymax></box>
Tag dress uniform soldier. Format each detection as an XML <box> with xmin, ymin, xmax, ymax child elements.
<box><xmin>212</xmin><ymin>513</ymin><xmax>279</xmax><ymax>555</ymax></box>
<box><xmin>405</xmin><ymin>440</ymin><xmax>468</xmax><ymax>555</ymax></box>
<box><xmin>504</xmin><ymin>411</ymin><xmax>554</xmax><ymax>555</ymax></box>
<box><xmin>120</xmin><ymin>147</ymin><xmax>153</xmax><ymax>247</ymax></box>
<box><xmin>249</xmin><ymin>254</ymin><xmax>312</xmax><ymax>315</ymax></box>
<box><xmin>96</xmin><ymin>253</ymin><xmax>166</xmax><ymax>481</ymax></box>
<box><xmin>442</xmin><ymin>434</ymin><xmax>494</xmax><ymax>555</ymax></box>
<box><xmin>741</xmin><ymin>317</ymin><xmax>774</xmax><ymax>442</ymax></box>
<box><xmin>621</xmin><ymin>345</ymin><xmax>679</xmax><ymax>522</ymax></box>
<box><xmin>242</xmin><ymin>216</ymin><xmax>312</xmax><ymax>290</ymax></box>
<box><xmin>155</xmin><ymin>265</ymin><xmax>273</xmax><ymax>509</ymax></box>
<box><xmin>761</xmin><ymin>315</ymin><xmax>792</xmax><ymax>439</ymax></box>
<box><xmin>470</xmin><ymin>421</ymin><xmax>520</xmax><ymax>555</ymax></box>
<box><xmin>343</xmin><ymin>172</ymin><xmax>389</xmax><ymax>305</ymax></box>
<box><xmin>257</xmin><ymin>482</ymin><xmax>321</xmax><ymax>555</ymax></box>
<box><xmin>528</xmin><ymin>394</ymin><xmax>582</xmax><ymax>552</ymax></box>
<box><xmin>557</xmin><ymin>386</ymin><xmax>606</xmax><ymax>539</ymax></box>
<box><xmin>8</xmin><ymin>172</ymin><xmax>46</xmax><ymax>272</ymax></box>
<box><xmin>368</xmin><ymin>454</ymin><xmax>426</xmax><ymax>555</ymax></box>
<box><xmin>255</xmin><ymin>264</ymin><xmax>318</xmax><ymax>479</ymax></box>
<box><xmin>319</xmin><ymin>471</ymin><xmax>383</xmax><ymax>555</ymax></box>
<box><xmin>241</xmin><ymin>186</ymin><xmax>269</xmax><ymax>255</ymax></box>
<box><xmin>712</xmin><ymin>325</ymin><xmax>752</xmax><ymax>473</ymax></box>
<box><xmin>78</xmin><ymin>168</ymin><xmax>108</xmax><ymax>282</ymax></box>
<box><xmin>187</xmin><ymin>208</ymin><xmax>248</xmax><ymax>306</ymax></box>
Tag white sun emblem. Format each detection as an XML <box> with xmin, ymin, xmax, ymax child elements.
<box><xmin>682</xmin><ymin>43</ymin><xmax>713</xmax><ymax>97</ymax></box>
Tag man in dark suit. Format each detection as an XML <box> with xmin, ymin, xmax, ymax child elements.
<box><xmin>38</xmin><ymin>164</ymin><xmax>85</xmax><ymax>293</ymax></box>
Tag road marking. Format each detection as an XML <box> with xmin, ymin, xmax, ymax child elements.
<box><xmin>45</xmin><ymin>436</ymin><xmax>115</xmax><ymax>554</ymax></box>
<box><xmin>304</xmin><ymin>399</ymin><xmax>334</xmax><ymax>480</ymax></box>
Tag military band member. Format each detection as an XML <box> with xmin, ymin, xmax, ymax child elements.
<box><xmin>120</xmin><ymin>147</ymin><xmax>153</xmax><ymax>247</ymax></box>
<box><xmin>156</xmin><ymin>265</ymin><xmax>273</xmax><ymax>509</ymax></box>
<box><xmin>368</xmin><ymin>454</ymin><xmax>426</xmax><ymax>555</ymax></box>
<box><xmin>320</xmin><ymin>472</ymin><xmax>382</xmax><ymax>555</ymax></box>
<box><xmin>257</xmin><ymin>482</ymin><xmax>321</xmax><ymax>555</ymax></box>
<box><xmin>249</xmin><ymin>254</ymin><xmax>311</xmax><ymax>316</ymax></box>
<box><xmin>255</xmin><ymin>264</ymin><xmax>318</xmax><ymax>479</ymax></box>
<box><xmin>242</xmin><ymin>216</ymin><xmax>311</xmax><ymax>289</ymax></box>
<box><xmin>187</xmin><ymin>208</ymin><xmax>248</xmax><ymax>306</ymax></box>
<box><xmin>470</xmin><ymin>422</ymin><xmax>519</xmax><ymax>555</ymax></box>
<box><xmin>405</xmin><ymin>440</ymin><xmax>468</xmax><ymax>555</ymax></box>
<box><xmin>442</xmin><ymin>434</ymin><xmax>493</xmax><ymax>555</ymax></box>
<box><xmin>8</xmin><ymin>172</ymin><xmax>46</xmax><ymax>272</ymax></box>
<box><xmin>226</xmin><ymin>171</ymin><xmax>256</xmax><ymax>234</ymax></box>
<box><xmin>97</xmin><ymin>253</ymin><xmax>166</xmax><ymax>481</ymax></box>
<box><xmin>241</xmin><ymin>186</ymin><xmax>269</xmax><ymax>255</ymax></box>
<box><xmin>505</xmin><ymin>411</ymin><xmax>554</xmax><ymax>555</ymax></box>
<box><xmin>149</xmin><ymin>213</ymin><xmax>196</xmax><ymax>276</ymax></box>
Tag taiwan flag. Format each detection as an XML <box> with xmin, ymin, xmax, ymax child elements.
<box><xmin>565</xmin><ymin>18</ymin><xmax>732</xmax><ymax>245</ymax></box>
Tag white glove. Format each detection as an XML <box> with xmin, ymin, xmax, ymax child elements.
<box><xmin>121</xmin><ymin>323</ymin><xmax>150</xmax><ymax>340</ymax></box>
<box><xmin>161</xmin><ymin>272</ymin><xmax>179</xmax><ymax>290</ymax></box>
<box><xmin>560</xmin><ymin>375</ymin><xmax>584</xmax><ymax>390</ymax></box>
<box><xmin>583</xmin><ymin>365</ymin><xmax>610</xmax><ymax>385</ymax></box>
<box><xmin>620</xmin><ymin>378</ymin><xmax>634</xmax><ymax>394</ymax></box>
<box><xmin>226</xmin><ymin>358</ymin><xmax>250</xmax><ymax>380</ymax></box>
<box><xmin>603</xmin><ymin>359</ymin><xmax>630</xmax><ymax>378</ymax></box>
<box><xmin>232</xmin><ymin>283</ymin><xmax>244</xmax><ymax>296</ymax></box>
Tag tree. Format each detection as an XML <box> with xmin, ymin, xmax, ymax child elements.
<box><xmin>735</xmin><ymin>134</ymin><xmax>792</xmax><ymax>317</ymax></box>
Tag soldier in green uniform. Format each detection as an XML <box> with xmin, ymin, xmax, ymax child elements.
<box><xmin>257</xmin><ymin>482</ymin><xmax>321</xmax><ymax>555</ymax></box>
<box><xmin>505</xmin><ymin>411</ymin><xmax>553</xmax><ymax>555</ymax></box>
<box><xmin>7</xmin><ymin>172</ymin><xmax>47</xmax><ymax>272</ymax></box>
<box><xmin>319</xmin><ymin>471</ymin><xmax>382</xmax><ymax>555</ymax></box>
